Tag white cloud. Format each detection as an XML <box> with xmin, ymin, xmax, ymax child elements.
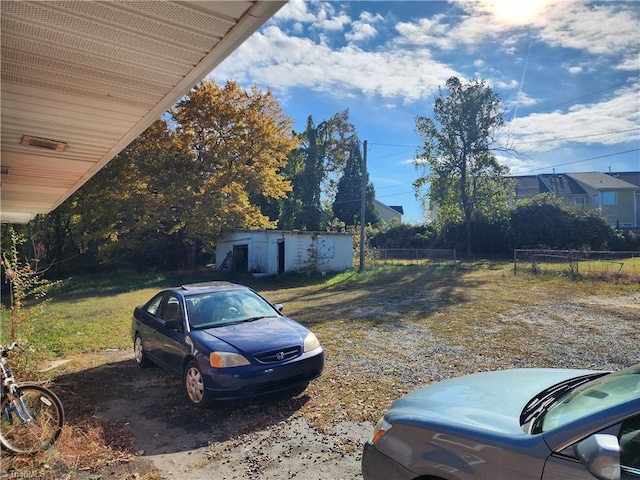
<box><xmin>568</xmin><ymin>66</ymin><xmax>583</xmax><ymax>74</ymax></box>
<box><xmin>213</xmin><ymin>25</ymin><xmax>458</xmax><ymax>103</ymax></box>
<box><xmin>346</xmin><ymin>22</ymin><xmax>377</xmax><ymax>42</ymax></box>
<box><xmin>273</xmin><ymin>0</ymin><xmax>315</xmax><ymax>23</ymax></box>
<box><xmin>535</xmin><ymin>2</ymin><xmax>639</xmax><ymax>55</ymax></box>
<box><xmin>506</xmin><ymin>83</ymin><xmax>640</xmax><ymax>154</ymax></box>
<box><xmin>346</xmin><ymin>11</ymin><xmax>384</xmax><ymax>42</ymax></box>
<box><xmin>393</xmin><ymin>1</ymin><xmax>638</xmax><ymax>69</ymax></box>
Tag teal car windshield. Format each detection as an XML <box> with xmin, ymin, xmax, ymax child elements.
<box><xmin>535</xmin><ymin>365</ymin><xmax>640</xmax><ymax>433</ymax></box>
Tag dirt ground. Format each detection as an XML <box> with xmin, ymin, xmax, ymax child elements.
<box><xmin>52</xmin><ymin>351</ymin><xmax>371</xmax><ymax>480</ymax></box>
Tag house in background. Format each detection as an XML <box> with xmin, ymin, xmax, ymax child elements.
<box><xmin>374</xmin><ymin>199</ymin><xmax>404</xmax><ymax>225</ymax></box>
<box><xmin>511</xmin><ymin>171</ymin><xmax>640</xmax><ymax>229</ymax></box>
<box><xmin>216</xmin><ymin>230</ymin><xmax>354</xmax><ymax>276</ymax></box>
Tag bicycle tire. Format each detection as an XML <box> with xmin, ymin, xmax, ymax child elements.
<box><xmin>0</xmin><ymin>384</ymin><xmax>65</xmax><ymax>454</ymax></box>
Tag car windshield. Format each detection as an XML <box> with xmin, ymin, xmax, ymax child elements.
<box><xmin>185</xmin><ymin>289</ymin><xmax>279</xmax><ymax>329</ymax></box>
<box><xmin>533</xmin><ymin>365</ymin><xmax>640</xmax><ymax>434</ymax></box>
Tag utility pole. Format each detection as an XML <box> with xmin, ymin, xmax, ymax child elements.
<box><xmin>359</xmin><ymin>140</ymin><xmax>367</xmax><ymax>272</ymax></box>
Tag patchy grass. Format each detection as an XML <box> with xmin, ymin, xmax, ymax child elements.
<box><xmin>1</xmin><ymin>261</ymin><xmax>638</xmax><ymax>477</ymax></box>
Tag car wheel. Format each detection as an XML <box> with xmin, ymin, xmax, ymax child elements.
<box><xmin>184</xmin><ymin>360</ymin><xmax>213</xmax><ymax>408</ymax></box>
<box><xmin>134</xmin><ymin>335</ymin><xmax>152</xmax><ymax>367</ymax></box>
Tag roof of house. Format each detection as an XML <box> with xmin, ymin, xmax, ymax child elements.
<box><xmin>569</xmin><ymin>172</ymin><xmax>639</xmax><ymax>190</ymax></box>
<box><xmin>604</xmin><ymin>171</ymin><xmax>640</xmax><ymax>189</ymax></box>
<box><xmin>511</xmin><ymin>174</ymin><xmax>586</xmax><ymax>197</ymax></box>
<box><xmin>511</xmin><ymin>171</ymin><xmax>640</xmax><ymax>198</ymax></box>
<box><xmin>373</xmin><ymin>199</ymin><xmax>403</xmax><ymax>216</ymax></box>
<box><xmin>541</xmin><ymin>174</ymin><xmax>587</xmax><ymax>195</ymax></box>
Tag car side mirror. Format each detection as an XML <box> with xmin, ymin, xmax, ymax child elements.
<box><xmin>164</xmin><ymin>318</ymin><xmax>183</xmax><ymax>332</ymax></box>
<box><xmin>274</xmin><ymin>303</ymin><xmax>284</xmax><ymax>312</ymax></box>
<box><xmin>575</xmin><ymin>433</ymin><xmax>621</xmax><ymax>480</ymax></box>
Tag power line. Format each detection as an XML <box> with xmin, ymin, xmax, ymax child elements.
<box><xmin>516</xmin><ymin>128</ymin><xmax>640</xmax><ymax>146</ymax></box>
<box><xmin>367</xmin><ymin>127</ymin><xmax>639</xmax><ymax>153</ymax></box>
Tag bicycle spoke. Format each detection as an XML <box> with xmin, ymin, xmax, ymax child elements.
<box><xmin>0</xmin><ymin>386</ymin><xmax>64</xmax><ymax>454</ymax></box>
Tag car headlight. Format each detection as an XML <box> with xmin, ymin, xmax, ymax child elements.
<box><xmin>303</xmin><ymin>332</ymin><xmax>321</xmax><ymax>352</ymax></box>
<box><xmin>371</xmin><ymin>418</ymin><xmax>392</xmax><ymax>444</ymax></box>
<box><xmin>210</xmin><ymin>352</ymin><xmax>250</xmax><ymax>368</ymax></box>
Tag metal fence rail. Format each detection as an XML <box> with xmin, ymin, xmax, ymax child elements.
<box><xmin>373</xmin><ymin>248</ymin><xmax>457</xmax><ymax>264</ymax></box>
<box><xmin>513</xmin><ymin>249</ymin><xmax>639</xmax><ymax>275</ymax></box>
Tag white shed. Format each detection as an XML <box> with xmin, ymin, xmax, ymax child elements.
<box><xmin>216</xmin><ymin>230</ymin><xmax>354</xmax><ymax>275</ymax></box>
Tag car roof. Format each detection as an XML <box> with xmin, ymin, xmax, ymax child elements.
<box><xmin>173</xmin><ymin>282</ymin><xmax>248</xmax><ymax>296</ymax></box>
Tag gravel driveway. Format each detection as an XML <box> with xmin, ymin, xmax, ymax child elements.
<box><xmin>44</xmin><ymin>290</ymin><xmax>640</xmax><ymax>479</ymax></box>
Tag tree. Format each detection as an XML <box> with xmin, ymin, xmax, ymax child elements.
<box><xmin>280</xmin><ymin>111</ymin><xmax>355</xmax><ymax>230</ymax></box>
<box><xmin>173</xmin><ymin>80</ymin><xmax>296</xmax><ymax>237</ymax></box>
<box><xmin>45</xmin><ymin>80</ymin><xmax>297</xmax><ymax>272</ymax></box>
<box><xmin>53</xmin><ymin>119</ymin><xmax>191</xmax><ymax>271</ymax></box>
<box><xmin>333</xmin><ymin>137</ymin><xmax>380</xmax><ymax>227</ymax></box>
<box><xmin>508</xmin><ymin>194</ymin><xmax>616</xmax><ymax>250</ymax></box>
<box><xmin>414</xmin><ymin>77</ymin><xmax>512</xmax><ymax>255</ymax></box>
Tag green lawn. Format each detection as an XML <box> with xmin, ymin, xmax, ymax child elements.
<box><xmin>2</xmin><ymin>260</ymin><xmax>638</xmax><ymax>365</ymax></box>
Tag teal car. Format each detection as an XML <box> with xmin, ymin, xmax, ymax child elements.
<box><xmin>363</xmin><ymin>365</ymin><xmax>640</xmax><ymax>480</ymax></box>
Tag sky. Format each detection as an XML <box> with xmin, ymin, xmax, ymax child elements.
<box><xmin>209</xmin><ymin>0</ymin><xmax>640</xmax><ymax>224</ymax></box>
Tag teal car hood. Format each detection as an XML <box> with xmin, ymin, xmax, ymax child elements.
<box><xmin>387</xmin><ymin>368</ymin><xmax>597</xmax><ymax>435</ymax></box>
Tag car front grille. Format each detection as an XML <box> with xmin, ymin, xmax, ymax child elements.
<box><xmin>254</xmin><ymin>346</ymin><xmax>301</xmax><ymax>364</ymax></box>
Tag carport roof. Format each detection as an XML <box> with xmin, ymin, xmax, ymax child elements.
<box><xmin>1</xmin><ymin>0</ymin><xmax>285</xmax><ymax>224</ymax></box>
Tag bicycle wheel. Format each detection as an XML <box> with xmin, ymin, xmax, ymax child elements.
<box><xmin>0</xmin><ymin>385</ymin><xmax>64</xmax><ymax>454</ymax></box>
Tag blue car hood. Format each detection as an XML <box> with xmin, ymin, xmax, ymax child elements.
<box><xmin>194</xmin><ymin>316</ymin><xmax>306</xmax><ymax>355</ymax></box>
<box><xmin>388</xmin><ymin>368</ymin><xmax>596</xmax><ymax>435</ymax></box>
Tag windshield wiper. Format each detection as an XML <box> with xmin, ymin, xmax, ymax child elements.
<box><xmin>242</xmin><ymin>316</ymin><xmax>266</xmax><ymax>322</ymax></box>
<box><xmin>520</xmin><ymin>372</ymin><xmax>607</xmax><ymax>433</ymax></box>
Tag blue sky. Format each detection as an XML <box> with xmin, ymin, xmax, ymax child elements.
<box><xmin>209</xmin><ymin>0</ymin><xmax>640</xmax><ymax>224</ymax></box>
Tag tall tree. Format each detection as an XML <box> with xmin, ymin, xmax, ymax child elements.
<box><xmin>173</xmin><ymin>80</ymin><xmax>296</xmax><ymax>237</ymax></box>
<box><xmin>333</xmin><ymin>137</ymin><xmax>380</xmax><ymax>227</ymax></box>
<box><xmin>281</xmin><ymin>111</ymin><xmax>355</xmax><ymax>230</ymax></box>
<box><xmin>414</xmin><ymin>77</ymin><xmax>512</xmax><ymax>255</ymax></box>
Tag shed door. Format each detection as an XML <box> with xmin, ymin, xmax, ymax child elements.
<box><xmin>232</xmin><ymin>245</ymin><xmax>248</xmax><ymax>273</ymax></box>
<box><xmin>277</xmin><ymin>240</ymin><xmax>285</xmax><ymax>274</ymax></box>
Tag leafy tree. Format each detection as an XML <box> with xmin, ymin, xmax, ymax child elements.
<box><xmin>52</xmin><ymin>119</ymin><xmax>188</xmax><ymax>270</ymax></box>
<box><xmin>47</xmin><ymin>80</ymin><xmax>296</xmax><ymax>271</ymax></box>
<box><xmin>281</xmin><ymin>111</ymin><xmax>355</xmax><ymax>230</ymax></box>
<box><xmin>414</xmin><ymin>77</ymin><xmax>513</xmax><ymax>255</ymax></box>
<box><xmin>333</xmin><ymin>137</ymin><xmax>380</xmax><ymax>227</ymax></box>
<box><xmin>369</xmin><ymin>224</ymin><xmax>436</xmax><ymax>249</ymax></box>
<box><xmin>567</xmin><ymin>209</ymin><xmax>616</xmax><ymax>250</ymax></box>
<box><xmin>173</xmin><ymin>80</ymin><xmax>296</xmax><ymax>236</ymax></box>
<box><xmin>507</xmin><ymin>194</ymin><xmax>571</xmax><ymax>249</ymax></box>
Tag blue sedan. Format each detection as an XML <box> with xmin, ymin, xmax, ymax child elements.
<box><xmin>132</xmin><ymin>282</ymin><xmax>324</xmax><ymax>406</ymax></box>
<box><xmin>362</xmin><ymin>364</ymin><xmax>640</xmax><ymax>480</ymax></box>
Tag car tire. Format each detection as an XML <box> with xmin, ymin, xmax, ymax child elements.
<box><xmin>184</xmin><ymin>360</ymin><xmax>213</xmax><ymax>408</ymax></box>
<box><xmin>133</xmin><ymin>334</ymin><xmax>153</xmax><ymax>368</ymax></box>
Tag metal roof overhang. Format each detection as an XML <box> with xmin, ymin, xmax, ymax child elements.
<box><xmin>1</xmin><ymin>0</ymin><xmax>285</xmax><ymax>223</ymax></box>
